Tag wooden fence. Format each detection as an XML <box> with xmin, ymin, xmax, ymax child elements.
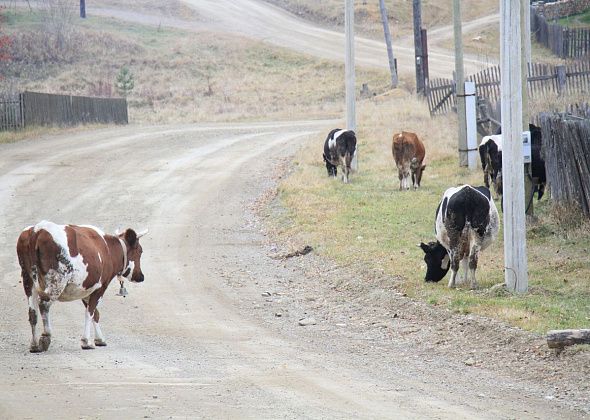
<box><xmin>531</xmin><ymin>7</ymin><xmax>590</xmax><ymax>58</ymax></box>
<box><xmin>0</xmin><ymin>91</ymin><xmax>128</xmax><ymax>131</ymax></box>
<box><xmin>0</xmin><ymin>96</ymin><xmax>23</xmax><ymax>131</ymax></box>
<box><xmin>539</xmin><ymin>112</ymin><xmax>590</xmax><ymax>215</ymax></box>
<box><xmin>22</xmin><ymin>91</ymin><xmax>128</xmax><ymax>127</ymax></box>
<box><xmin>426</xmin><ymin>61</ymin><xmax>590</xmax><ymax>118</ymax></box>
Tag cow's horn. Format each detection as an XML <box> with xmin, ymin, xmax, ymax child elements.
<box><xmin>137</xmin><ymin>228</ymin><xmax>149</xmax><ymax>238</ymax></box>
<box><xmin>115</xmin><ymin>227</ymin><xmax>123</xmax><ymax>236</ymax></box>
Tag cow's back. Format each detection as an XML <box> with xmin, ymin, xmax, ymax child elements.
<box><xmin>436</xmin><ymin>186</ymin><xmax>497</xmax><ymax>245</ymax></box>
<box><xmin>392</xmin><ymin>132</ymin><xmax>424</xmax><ymax>164</ymax></box>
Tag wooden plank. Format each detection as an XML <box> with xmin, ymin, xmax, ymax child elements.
<box><xmin>547</xmin><ymin>329</ymin><xmax>590</xmax><ymax>349</ymax></box>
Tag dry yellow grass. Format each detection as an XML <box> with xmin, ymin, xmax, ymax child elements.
<box><xmin>263</xmin><ymin>0</ymin><xmax>498</xmax><ymax>39</ymax></box>
<box><xmin>3</xmin><ymin>10</ymin><xmax>390</xmax><ymax>123</ymax></box>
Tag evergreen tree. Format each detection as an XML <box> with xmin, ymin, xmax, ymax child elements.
<box><xmin>115</xmin><ymin>67</ymin><xmax>135</xmax><ymax>97</ymax></box>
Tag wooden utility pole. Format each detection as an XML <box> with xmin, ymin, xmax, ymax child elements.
<box><xmin>501</xmin><ymin>0</ymin><xmax>528</xmax><ymax>293</ymax></box>
<box><xmin>345</xmin><ymin>0</ymin><xmax>357</xmax><ymax>170</ymax></box>
<box><xmin>412</xmin><ymin>0</ymin><xmax>425</xmax><ymax>95</ymax></box>
<box><xmin>453</xmin><ymin>0</ymin><xmax>468</xmax><ymax>167</ymax></box>
<box><xmin>379</xmin><ymin>0</ymin><xmax>398</xmax><ymax>89</ymax></box>
<box><xmin>80</xmin><ymin>0</ymin><xmax>86</xmax><ymax>18</ymax></box>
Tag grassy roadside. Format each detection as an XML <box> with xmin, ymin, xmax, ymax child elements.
<box><xmin>274</xmin><ymin>91</ymin><xmax>590</xmax><ymax>334</ymax></box>
<box><xmin>1</xmin><ymin>10</ymin><xmax>390</xmax><ymax>124</ymax></box>
<box><xmin>262</xmin><ymin>0</ymin><xmax>498</xmax><ymax>40</ymax></box>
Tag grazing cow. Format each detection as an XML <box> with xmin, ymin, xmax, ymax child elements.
<box><xmin>323</xmin><ymin>128</ymin><xmax>357</xmax><ymax>183</ymax></box>
<box><xmin>480</xmin><ymin>124</ymin><xmax>547</xmax><ymax>201</ymax></box>
<box><xmin>420</xmin><ymin>185</ymin><xmax>499</xmax><ymax>289</ymax></box>
<box><xmin>17</xmin><ymin>221</ymin><xmax>147</xmax><ymax>352</ymax></box>
<box><xmin>392</xmin><ymin>131</ymin><xmax>426</xmax><ymax>190</ymax></box>
<box><xmin>478</xmin><ymin>134</ymin><xmax>503</xmax><ymax>197</ymax></box>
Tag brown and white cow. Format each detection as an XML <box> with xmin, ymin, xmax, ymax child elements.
<box><xmin>17</xmin><ymin>221</ymin><xmax>147</xmax><ymax>352</ymax></box>
<box><xmin>392</xmin><ymin>131</ymin><xmax>426</xmax><ymax>190</ymax></box>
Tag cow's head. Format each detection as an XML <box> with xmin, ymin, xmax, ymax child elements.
<box><xmin>410</xmin><ymin>158</ymin><xmax>426</xmax><ymax>187</ymax></box>
<box><xmin>119</xmin><ymin>228</ymin><xmax>148</xmax><ymax>283</ymax></box>
<box><xmin>419</xmin><ymin>241</ymin><xmax>450</xmax><ymax>282</ymax></box>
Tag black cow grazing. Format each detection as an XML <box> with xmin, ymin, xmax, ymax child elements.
<box><xmin>485</xmin><ymin>123</ymin><xmax>547</xmax><ymax>201</ymax></box>
<box><xmin>478</xmin><ymin>134</ymin><xmax>503</xmax><ymax>197</ymax></box>
<box><xmin>420</xmin><ymin>185</ymin><xmax>499</xmax><ymax>289</ymax></box>
<box><xmin>322</xmin><ymin>128</ymin><xmax>357</xmax><ymax>184</ymax></box>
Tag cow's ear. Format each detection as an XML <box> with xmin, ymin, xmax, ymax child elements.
<box><xmin>421</xmin><ymin>164</ymin><xmax>426</xmax><ymax>170</ymax></box>
<box><xmin>125</xmin><ymin>229</ymin><xmax>138</xmax><ymax>247</ymax></box>
<box><xmin>419</xmin><ymin>242</ymin><xmax>429</xmax><ymax>253</ymax></box>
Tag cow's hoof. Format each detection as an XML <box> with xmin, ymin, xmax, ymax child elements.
<box><xmin>94</xmin><ymin>339</ymin><xmax>107</xmax><ymax>347</ymax></box>
<box><xmin>39</xmin><ymin>334</ymin><xmax>51</xmax><ymax>352</ymax></box>
<box><xmin>29</xmin><ymin>344</ymin><xmax>42</xmax><ymax>353</ymax></box>
<box><xmin>80</xmin><ymin>338</ymin><xmax>95</xmax><ymax>350</ymax></box>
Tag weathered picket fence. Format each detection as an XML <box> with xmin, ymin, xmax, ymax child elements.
<box><xmin>539</xmin><ymin>112</ymin><xmax>590</xmax><ymax>216</ymax></box>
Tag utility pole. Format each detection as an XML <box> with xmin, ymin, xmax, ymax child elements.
<box><xmin>379</xmin><ymin>0</ymin><xmax>398</xmax><ymax>89</ymax></box>
<box><xmin>453</xmin><ymin>0</ymin><xmax>468</xmax><ymax>167</ymax></box>
<box><xmin>345</xmin><ymin>0</ymin><xmax>357</xmax><ymax>170</ymax></box>
<box><xmin>412</xmin><ymin>0</ymin><xmax>425</xmax><ymax>95</ymax></box>
<box><xmin>80</xmin><ymin>0</ymin><xmax>86</xmax><ymax>18</ymax></box>
<box><xmin>501</xmin><ymin>0</ymin><xmax>528</xmax><ymax>293</ymax></box>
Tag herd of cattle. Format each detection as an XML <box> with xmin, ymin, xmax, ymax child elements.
<box><xmin>322</xmin><ymin>125</ymin><xmax>547</xmax><ymax>290</ymax></box>
<box><xmin>14</xmin><ymin>126</ymin><xmax>546</xmax><ymax>353</ymax></box>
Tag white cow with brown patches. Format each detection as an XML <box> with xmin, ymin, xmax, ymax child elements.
<box><xmin>17</xmin><ymin>221</ymin><xmax>147</xmax><ymax>352</ymax></box>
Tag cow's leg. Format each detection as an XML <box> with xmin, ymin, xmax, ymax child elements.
<box><xmin>81</xmin><ymin>293</ymin><xmax>106</xmax><ymax>349</ymax></box>
<box><xmin>468</xmin><ymin>246</ymin><xmax>480</xmax><ymax>290</ymax></box>
<box><xmin>459</xmin><ymin>257</ymin><xmax>469</xmax><ymax>285</ymax></box>
<box><xmin>92</xmin><ymin>300</ymin><xmax>106</xmax><ymax>347</ymax></box>
<box><xmin>342</xmin><ymin>165</ymin><xmax>350</xmax><ymax>184</ymax></box>
<box><xmin>447</xmin><ymin>251</ymin><xmax>461</xmax><ymax>288</ymax></box>
<box><xmin>26</xmin><ymin>281</ymin><xmax>42</xmax><ymax>353</ymax></box>
<box><xmin>38</xmin><ymin>298</ymin><xmax>53</xmax><ymax>351</ymax></box>
<box><xmin>398</xmin><ymin>171</ymin><xmax>403</xmax><ymax>190</ymax></box>
<box><xmin>81</xmin><ymin>298</ymin><xmax>95</xmax><ymax>350</ymax></box>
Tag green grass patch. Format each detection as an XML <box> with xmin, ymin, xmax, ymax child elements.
<box><xmin>559</xmin><ymin>10</ymin><xmax>590</xmax><ymax>28</ymax></box>
<box><xmin>277</xmin><ymin>94</ymin><xmax>590</xmax><ymax>334</ymax></box>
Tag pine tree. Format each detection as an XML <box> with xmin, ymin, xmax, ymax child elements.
<box><xmin>115</xmin><ymin>67</ymin><xmax>135</xmax><ymax>97</ymax></box>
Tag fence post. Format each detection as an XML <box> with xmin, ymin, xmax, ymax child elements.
<box><xmin>557</xmin><ymin>65</ymin><xmax>567</xmax><ymax>95</ymax></box>
<box><xmin>465</xmin><ymin>81</ymin><xmax>478</xmax><ymax>169</ymax></box>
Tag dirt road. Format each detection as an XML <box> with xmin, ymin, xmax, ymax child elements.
<box><xmin>67</xmin><ymin>0</ymin><xmax>493</xmax><ymax>78</ymax></box>
<box><xmin>0</xmin><ymin>124</ymin><xmax>584</xmax><ymax>418</ymax></box>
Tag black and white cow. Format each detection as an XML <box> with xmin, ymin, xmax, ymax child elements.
<box><xmin>478</xmin><ymin>134</ymin><xmax>503</xmax><ymax>197</ymax></box>
<box><xmin>322</xmin><ymin>128</ymin><xmax>357</xmax><ymax>184</ymax></box>
<box><xmin>420</xmin><ymin>185</ymin><xmax>499</xmax><ymax>289</ymax></box>
<box><xmin>481</xmin><ymin>124</ymin><xmax>547</xmax><ymax>201</ymax></box>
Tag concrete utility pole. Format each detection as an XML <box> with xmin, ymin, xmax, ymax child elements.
<box><xmin>345</xmin><ymin>0</ymin><xmax>357</xmax><ymax>170</ymax></box>
<box><xmin>80</xmin><ymin>0</ymin><xmax>86</xmax><ymax>18</ymax></box>
<box><xmin>501</xmin><ymin>0</ymin><xmax>528</xmax><ymax>293</ymax></box>
<box><xmin>453</xmin><ymin>0</ymin><xmax>468</xmax><ymax>167</ymax></box>
<box><xmin>379</xmin><ymin>0</ymin><xmax>398</xmax><ymax>88</ymax></box>
<box><xmin>412</xmin><ymin>0</ymin><xmax>425</xmax><ymax>95</ymax></box>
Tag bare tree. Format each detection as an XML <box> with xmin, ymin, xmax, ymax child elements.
<box><xmin>37</xmin><ymin>0</ymin><xmax>74</xmax><ymax>54</ymax></box>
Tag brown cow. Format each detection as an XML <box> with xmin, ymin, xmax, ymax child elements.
<box><xmin>17</xmin><ymin>221</ymin><xmax>147</xmax><ymax>352</ymax></box>
<box><xmin>392</xmin><ymin>131</ymin><xmax>426</xmax><ymax>190</ymax></box>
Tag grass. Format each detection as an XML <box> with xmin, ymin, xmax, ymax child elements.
<box><xmin>1</xmin><ymin>9</ymin><xmax>390</xmax><ymax>123</ymax></box>
<box><xmin>437</xmin><ymin>23</ymin><xmax>568</xmax><ymax>67</ymax></box>
<box><xmin>559</xmin><ymin>10</ymin><xmax>590</xmax><ymax>28</ymax></box>
<box><xmin>262</xmin><ymin>0</ymin><xmax>498</xmax><ymax>40</ymax></box>
<box><xmin>275</xmin><ymin>91</ymin><xmax>590</xmax><ymax>334</ymax></box>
